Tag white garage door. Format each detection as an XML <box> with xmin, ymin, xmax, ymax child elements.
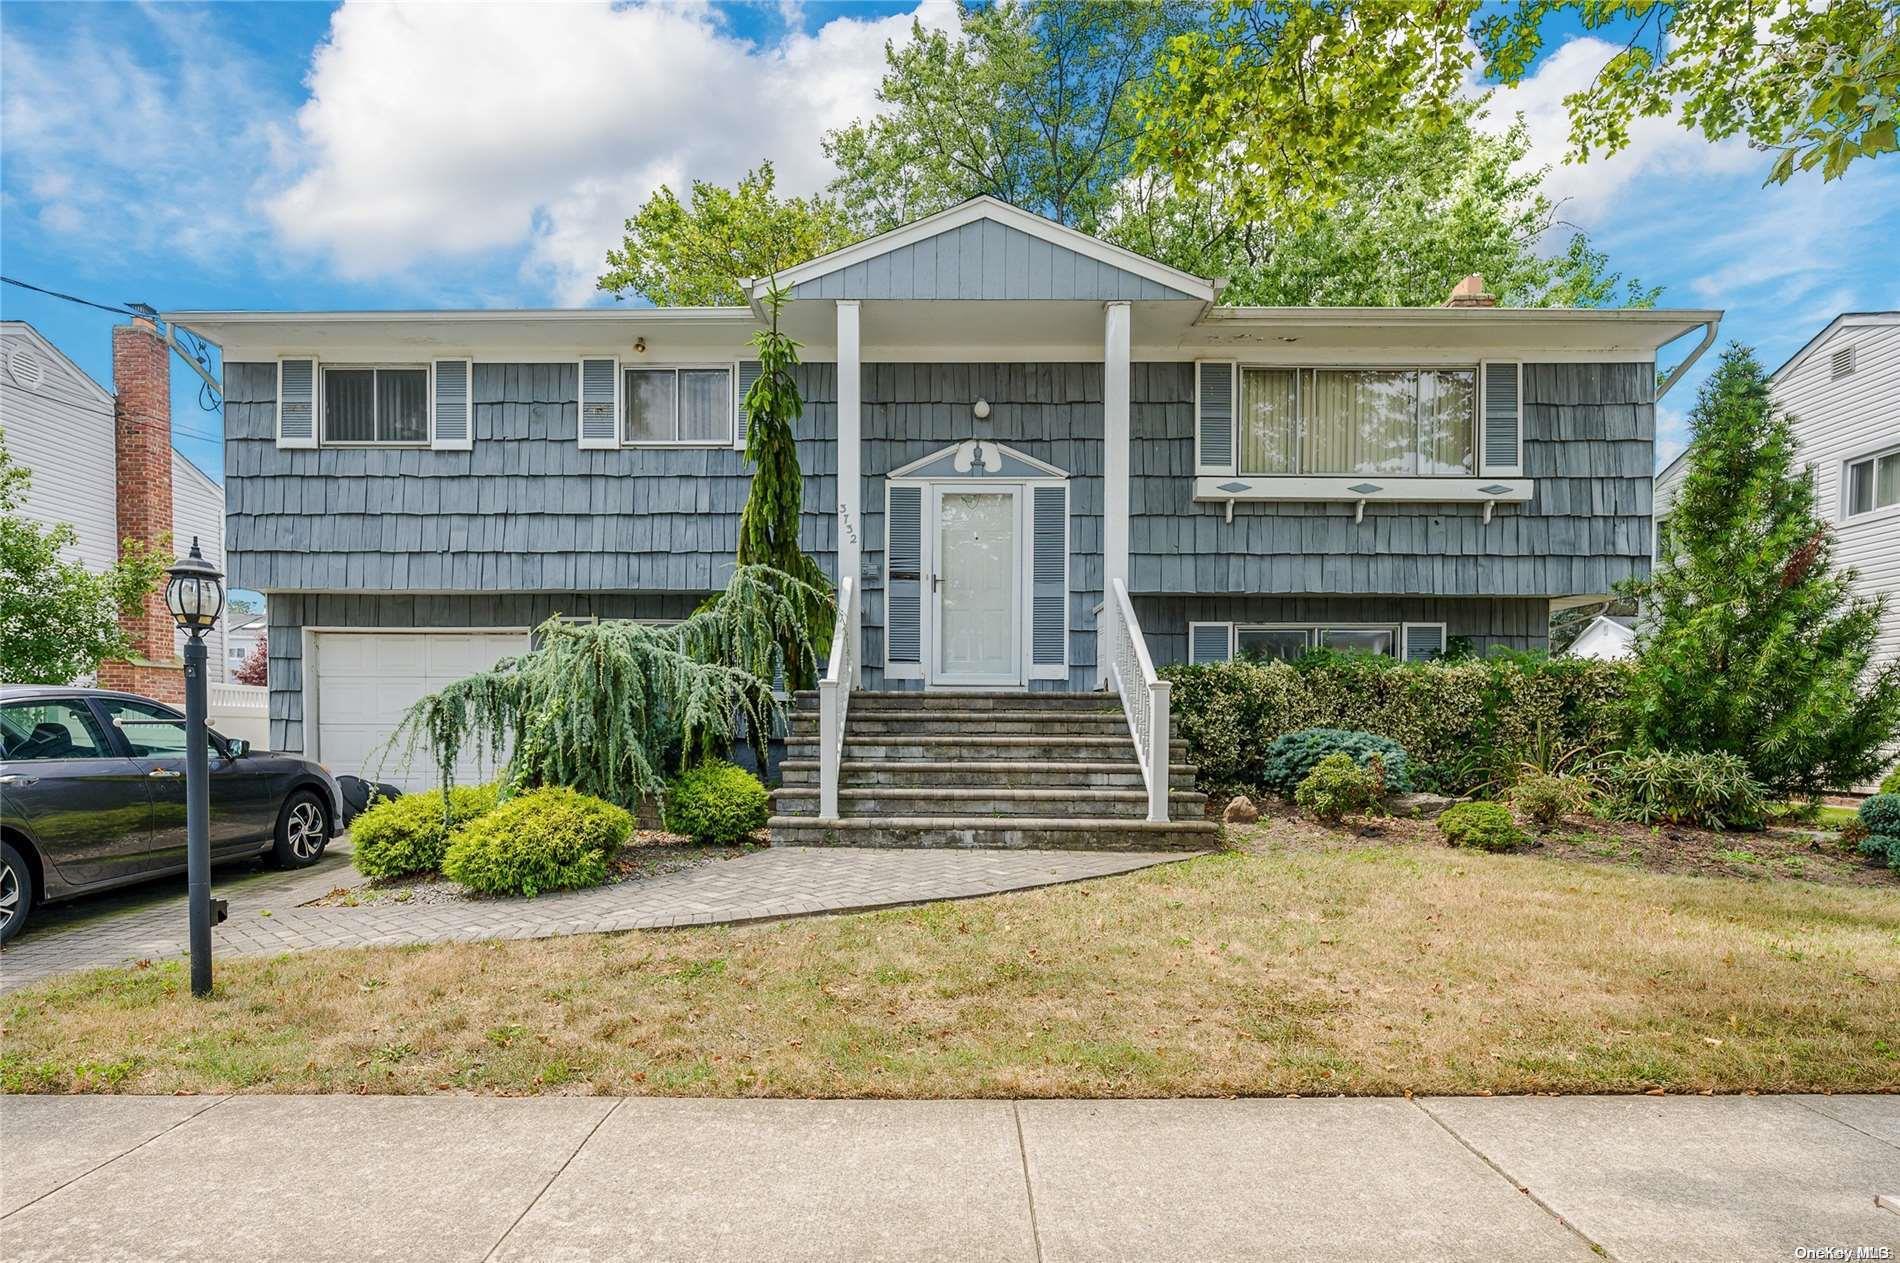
<box><xmin>314</xmin><ymin>631</ymin><xmax>527</xmax><ymax>789</ymax></box>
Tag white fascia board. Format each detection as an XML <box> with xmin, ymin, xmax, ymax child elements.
<box><xmin>1197</xmin><ymin>306</ymin><xmax>1725</xmax><ymax>355</ymax></box>
<box><xmin>1193</xmin><ymin>476</ymin><xmax>1534</xmax><ymax>504</ymax></box>
<box><xmin>747</xmin><ymin>196</ymin><xmax>1217</xmax><ymax>303</ymax></box>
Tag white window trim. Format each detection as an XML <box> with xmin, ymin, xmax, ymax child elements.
<box><xmin>1401</xmin><ymin>621</ymin><xmax>1449</xmax><ymax>662</ymax></box>
<box><xmin>275</xmin><ymin>357</ymin><xmax>318</xmax><ymax>450</ymax></box>
<box><xmin>1188</xmin><ymin>621</ymin><xmax>1236</xmax><ymax>664</ymax></box>
<box><xmin>1194</xmin><ymin>620</ymin><xmax>1426</xmax><ymax>664</ymax></box>
<box><xmin>1842</xmin><ymin>442</ymin><xmax>1900</xmax><ymax>524</ymax></box>
<box><xmin>319</xmin><ymin>363</ymin><xmax>433</xmax><ymax>448</ymax></box>
<box><xmin>1222</xmin><ymin>363</ymin><xmax>1486</xmax><ymax>481</ymax></box>
<box><xmin>428</xmin><ymin>357</ymin><xmax>474</xmax><ymax>452</ymax></box>
<box><xmin>622</xmin><ymin>363</ymin><xmax>736</xmax><ymax>448</ymax></box>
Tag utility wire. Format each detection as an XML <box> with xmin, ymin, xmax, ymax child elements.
<box><xmin>1</xmin><ymin>274</ymin><xmax>223</xmax><ymax>413</ymax></box>
<box><xmin>0</xmin><ymin>275</ymin><xmax>140</xmax><ymax>318</ymax></box>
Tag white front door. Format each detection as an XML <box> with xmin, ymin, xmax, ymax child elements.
<box><xmin>930</xmin><ymin>486</ymin><xmax>1022</xmax><ymax>686</ymax></box>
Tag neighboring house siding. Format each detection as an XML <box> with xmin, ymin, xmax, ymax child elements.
<box><xmin>1773</xmin><ymin>319</ymin><xmax>1900</xmax><ymax>671</ymax></box>
<box><xmin>787</xmin><ymin>219</ymin><xmax>1196</xmax><ymax>302</ymax></box>
<box><xmin>171</xmin><ymin>451</ymin><xmax>229</xmax><ymax>680</ymax></box>
<box><xmin>1131</xmin><ymin>361</ymin><xmax>1654</xmax><ymax>597</ymax></box>
<box><xmin>265</xmin><ymin>591</ymin><xmax>703</xmax><ymax>754</ymax></box>
<box><xmin>1135</xmin><ymin>595</ymin><xmax>1550</xmax><ymax>665</ymax></box>
<box><xmin>223</xmin><ymin>361</ymin><xmax>839</xmax><ymax>594</ymax></box>
<box><xmin>0</xmin><ymin>326</ymin><xmax>118</xmax><ymax>574</ymax></box>
<box><xmin>857</xmin><ymin>363</ymin><xmax>1105</xmax><ymax>691</ymax></box>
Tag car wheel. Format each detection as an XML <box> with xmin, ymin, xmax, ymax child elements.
<box><xmin>272</xmin><ymin>791</ymin><xmax>329</xmax><ymax>869</ymax></box>
<box><xmin>0</xmin><ymin>842</ymin><xmax>32</xmax><ymax>944</ymax></box>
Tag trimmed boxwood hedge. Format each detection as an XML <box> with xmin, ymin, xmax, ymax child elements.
<box><xmin>351</xmin><ymin>783</ymin><xmax>501</xmax><ymax>878</ymax></box>
<box><xmin>442</xmin><ymin>787</ymin><xmax>633</xmax><ymax>897</ymax></box>
<box><xmin>1162</xmin><ymin>653</ymin><xmax>1630</xmax><ymax>797</ymax></box>
<box><xmin>663</xmin><ymin>760</ymin><xmax>769</xmax><ymax>843</ymax></box>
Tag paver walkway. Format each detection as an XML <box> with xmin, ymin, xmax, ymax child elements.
<box><xmin>0</xmin><ymin>846</ymin><xmax>1187</xmax><ymax>992</ymax></box>
<box><xmin>1</xmin><ymin>1093</ymin><xmax>1893</xmax><ymax>1261</ymax></box>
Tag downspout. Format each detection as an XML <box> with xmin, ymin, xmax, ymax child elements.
<box><xmin>1655</xmin><ymin>318</ymin><xmax>1719</xmax><ymax>400</ymax></box>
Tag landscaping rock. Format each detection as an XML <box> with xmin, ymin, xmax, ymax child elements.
<box><xmin>1387</xmin><ymin>792</ymin><xmax>1458</xmax><ymax>820</ymax></box>
<box><xmin>1223</xmin><ymin>795</ymin><xmax>1260</xmax><ymax>824</ymax></box>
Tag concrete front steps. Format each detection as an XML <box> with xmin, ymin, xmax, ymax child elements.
<box><xmin>770</xmin><ymin>689</ymin><xmax>1220</xmax><ymax>852</ymax></box>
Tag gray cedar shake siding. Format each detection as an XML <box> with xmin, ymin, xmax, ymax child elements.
<box><xmin>785</xmin><ymin>219</ymin><xmax>1198</xmax><ymax>303</ymax></box>
<box><xmin>223</xmin><ymin>360</ymin><xmax>838</xmax><ymax>593</ymax></box>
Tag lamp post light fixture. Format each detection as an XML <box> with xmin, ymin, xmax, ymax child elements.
<box><xmin>164</xmin><ymin>537</ymin><xmax>225</xmax><ymax>997</ymax></box>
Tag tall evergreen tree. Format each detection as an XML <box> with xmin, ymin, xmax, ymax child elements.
<box><xmin>1627</xmin><ymin>345</ymin><xmax>1900</xmax><ymax>794</ymax></box>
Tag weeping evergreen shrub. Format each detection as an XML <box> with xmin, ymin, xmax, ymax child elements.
<box><xmin>382</xmin><ymin>564</ymin><xmax>829</xmax><ymax>809</ymax></box>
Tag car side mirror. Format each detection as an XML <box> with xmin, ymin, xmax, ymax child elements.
<box><xmin>226</xmin><ymin>738</ymin><xmax>251</xmax><ymax>758</ymax></box>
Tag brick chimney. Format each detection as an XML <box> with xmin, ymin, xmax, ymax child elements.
<box><xmin>1444</xmin><ymin>274</ymin><xmax>1498</xmax><ymax>308</ymax></box>
<box><xmin>96</xmin><ymin>318</ymin><xmax>184</xmax><ymax>703</ymax></box>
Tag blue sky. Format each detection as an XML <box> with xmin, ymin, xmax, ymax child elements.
<box><xmin>3</xmin><ymin>0</ymin><xmax>1895</xmax><ymax>485</ymax></box>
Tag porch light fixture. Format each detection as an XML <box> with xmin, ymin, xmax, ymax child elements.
<box><xmin>164</xmin><ymin>537</ymin><xmax>225</xmax><ymax>634</ymax></box>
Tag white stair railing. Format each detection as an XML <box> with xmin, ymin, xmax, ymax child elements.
<box><xmin>816</xmin><ymin>575</ymin><xmax>858</xmax><ymax>821</ymax></box>
<box><xmin>1102</xmin><ymin>578</ymin><xmax>1171</xmax><ymax>822</ymax></box>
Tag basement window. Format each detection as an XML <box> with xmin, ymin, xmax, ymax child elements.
<box><xmin>323</xmin><ymin>366</ymin><xmax>428</xmax><ymax>445</ymax></box>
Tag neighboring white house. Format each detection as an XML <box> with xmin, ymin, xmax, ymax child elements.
<box><xmin>224</xmin><ymin>609</ymin><xmax>268</xmax><ymax>676</ymax></box>
<box><xmin>0</xmin><ymin>321</ymin><xmax>232</xmax><ymax>680</ymax></box>
<box><xmin>1565</xmin><ymin>613</ymin><xmax>1636</xmax><ymax>661</ymax></box>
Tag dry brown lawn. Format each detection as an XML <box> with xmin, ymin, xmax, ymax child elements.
<box><xmin>4</xmin><ymin>822</ymin><xmax>1897</xmax><ymax>1098</ymax></box>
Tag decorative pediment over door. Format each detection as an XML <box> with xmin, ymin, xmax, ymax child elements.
<box><xmin>886</xmin><ymin>440</ymin><xmax>1068</xmax><ymax>482</ymax></box>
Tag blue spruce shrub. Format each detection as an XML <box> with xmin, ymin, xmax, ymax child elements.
<box><xmin>1259</xmin><ymin>728</ymin><xmax>1412</xmax><ymax>799</ymax></box>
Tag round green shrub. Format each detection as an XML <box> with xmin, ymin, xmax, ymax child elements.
<box><xmin>1858</xmin><ymin>793</ymin><xmax>1900</xmax><ymax>837</ymax></box>
<box><xmin>1293</xmin><ymin>751</ymin><xmax>1387</xmax><ymax>823</ymax></box>
<box><xmin>663</xmin><ymin>760</ymin><xmax>769</xmax><ymax>843</ymax></box>
<box><xmin>1259</xmin><ymin>728</ymin><xmax>1413</xmax><ymax>798</ymax></box>
<box><xmin>351</xmin><ymin>783</ymin><xmax>501</xmax><ymax>878</ymax></box>
<box><xmin>442</xmin><ymin>787</ymin><xmax>632</xmax><ymax>897</ymax></box>
<box><xmin>1437</xmin><ymin>800</ymin><xmax>1525</xmax><ymax>852</ymax></box>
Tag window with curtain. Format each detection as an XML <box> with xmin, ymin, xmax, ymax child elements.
<box><xmin>624</xmin><ymin>367</ymin><xmax>732</xmax><ymax>444</ymax></box>
<box><xmin>1237</xmin><ymin>367</ymin><xmax>1476</xmax><ymax>477</ymax></box>
<box><xmin>322</xmin><ymin>367</ymin><xmax>427</xmax><ymax>444</ymax></box>
<box><xmin>1846</xmin><ymin>447</ymin><xmax>1900</xmax><ymax>517</ymax></box>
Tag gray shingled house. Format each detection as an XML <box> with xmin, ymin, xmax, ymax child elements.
<box><xmin>172</xmin><ymin>198</ymin><xmax>1720</xmax><ymax>847</ymax></box>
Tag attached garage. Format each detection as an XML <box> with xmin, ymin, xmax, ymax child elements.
<box><xmin>308</xmin><ymin>630</ymin><xmax>526</xmax><ymax>789</ymax></box>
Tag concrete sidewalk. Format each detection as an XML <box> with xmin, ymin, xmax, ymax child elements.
<box><xmin>2</xmin><ymin>1095</ymin><xmax>1894</xmax><ymax>1261</ymax></box>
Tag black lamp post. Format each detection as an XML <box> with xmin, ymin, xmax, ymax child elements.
<box><xmin>165</xmin><ymin>537</ymin><xmax>224</xmax><ymax>997</ymax></box>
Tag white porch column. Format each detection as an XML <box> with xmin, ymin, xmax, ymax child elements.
<box><xmin>1102</xmin><ymin>300</ymin><xmax>1131</xmax><ymax>595</ymax></box>
<box><xmin>835</xmin><ymin>300</ymin><xmax>863</xmax><ymax>679</ymax></box>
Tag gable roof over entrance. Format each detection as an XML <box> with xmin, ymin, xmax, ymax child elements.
<box><xmin>750</xmin><ymin>197</ymin><xmax>1217</xmax><ymax>306</ymax></box>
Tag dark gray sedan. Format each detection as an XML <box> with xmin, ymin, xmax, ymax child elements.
<box><xmin>0</xmin><ymin>686</ymin><xmax>343</xmax><ymax>943</ymax></box>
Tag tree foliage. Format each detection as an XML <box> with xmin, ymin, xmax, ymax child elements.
<box><xmin>0</xmin><ymin>429</ymin><xmax>167</xmax><ymax>685</ymax></box>
<box><xmin>1139</xmin><ymin>1</ymin><xmax>1898</xmax><ymax>229</ymax></box>
<box><xmin>1625</xmin><ymin>345</ymin><xmax>1900</xmax><ymax>794</ymax></box>
<box><xmin>597</xmin><ymin>161</ymin><xmax>857</xmax><ymax>306</ymax></box>
<box><xmin>232</xmin><ymin>634</ymin><xmax>268</xmax><ymax>686</ymax></box>
<box><xmin>1108</xmin><ymin>101</ymin><xmax>1657</xmax><ymax>308</ymax></box>
<box><xmin>383</xmin><ymin>564</ymin><xmax>830</xmax><ymax>808</ymax></box>
<box><xmin>824</xmin><ymin>0</ymin><xmax>1192</xmax><ymax>232</ymax></box>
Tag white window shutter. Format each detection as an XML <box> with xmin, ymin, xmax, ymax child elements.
<box><xmin>734</xmin><ymin>359</ymin><xmax>762</xmax><ymax>451</ymax></box>
<box><xmin>1480</xmin><ymin>361</ymin><xmax>1521</xmax><ymax>476</ymax></box>
<box><xmin>1195</xmin><ymin>360</ymin><xmax>1236</xmax><ymax>475</ymax></box>
<box><xmin>430</xmin><ymin>359</ymin><xmax>472</xmax><ymax>451</ymax></box>
<box><xmin>1029</xmin><ymin>483</ymin><xmax>1068</xmax><ymax>679</ymax></box>
<box><xmin>1403</xmin><ymin>622</ymin><xmax>1447</xmax><ymax>662</ymax></box>
<box><xmin>277</xmin><ymin>358</ymin><xmax>317</xmax><ymax>449</ymax></box>
<box><xmin>1189</xmin><ymin>622</ymin><xmax>1233</xmax><ymax>664</ymax></box>
<box><xmin>884</xmin><ymin>483</ymin><xmax>923</xmax><ymax>678</ymax></box>
<box><xmin>578</xmin><ymin>357</ymin><xmax>619</xmax><ymax>450</ymax></box>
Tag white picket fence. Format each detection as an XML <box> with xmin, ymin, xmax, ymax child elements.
<box><xmin>208</xmin><ymin>682</ymin><xmax>269</xmax><ymax>748</ymax></box>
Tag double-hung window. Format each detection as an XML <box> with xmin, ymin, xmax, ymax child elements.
<box><xmin>1845</xmin><ymin>446</ymin><xmax>1900</xmax><ymax>518</ymax></box>
<box><xmin>1238</xmin><ymin>367</ymin><xmax>1476</xmax><ymax>477</ymax></box>
<box><xmin>322</xmin><ymin>366</ymin><xmax>429</xmax><ymax>445</ymax></box>
<box><xmin>624</xmin><ymin>367</ymin><xmax>732</xmax><ymax>445</ymax></box>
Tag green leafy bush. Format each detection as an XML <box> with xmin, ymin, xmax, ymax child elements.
<box><xmin>1881</xmin><ymin>767</ymin><xmax>1900</xmax><ymax>795</ymax></box>
<box><xmin>351</xmin><ymin>783</ymin><xmax>501</xmax><ymax>878</ymax></box>
<box><xmin>1859</xmin><ymin>793</ymin><xmax>1900</xmax><ymax>837</ymax></box>
<box><xmin>1437</xmin><ymin>801</ymin><xmax>1524</xmax><ymax>852</ymax></box>
<box><xmin>442</xmin><ymin>787</ymin><xmax>632</xmax><ymax>897</ymax></box>
<box><xmin>1510</xmin><ymin>771</ymin><xmax>1594</xmax><ymax>831</ymax></box>
<box><xmin>1293</xmin><ymin>752</ymin><xmax>1387</xmax><ymax>823</ymax></box>
<box><xmin>1162</xmin><ymin>656</ymin><xmax>1628</xmax><ymax>798</ymax></box>
<box><xmin>663</xmin><ymin>760</ymin><xmax>769</xmax><ymax>843</ymax></box>
<box><xmin>1259</xmin><ymin>728</ymin><xmax>1412</xmax><ymax>798</ymax></box>
<box><xmin>1601</xmin><ymin>750</ymin><xmax>1766</xmax><ymax>830</ymax></box>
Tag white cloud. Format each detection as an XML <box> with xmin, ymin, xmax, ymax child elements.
<box><xmin>1475</xmin><ymin>35</ymin><xmax>1756</xmax><ymax>230</ymax></box>
<box><xmin>267</xmin><ymin>0</ymin><xmax>954</xmax><ymax>302</ymax></box>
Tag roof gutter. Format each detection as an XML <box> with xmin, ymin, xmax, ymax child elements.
<box><xmin>1655</xmin><ymin>317</ymin><xmax>1720</xmax><ymax>400</ymax></box>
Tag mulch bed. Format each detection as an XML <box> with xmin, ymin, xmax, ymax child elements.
<box><xmin>306</xmin><ymin>830</ymin><xmax>764</xmax><ymax>908</ymax></box>
<box><xmin>1221</xmin><ymin>797</ymin><xmax>1894</xmax><ymax>890</ymax></box>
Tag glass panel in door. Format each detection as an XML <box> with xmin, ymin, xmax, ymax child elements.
<box><xmin>935</xmin><ymin>490</ymin><xmax>1019</xmax><ymax>683</ymax></box>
